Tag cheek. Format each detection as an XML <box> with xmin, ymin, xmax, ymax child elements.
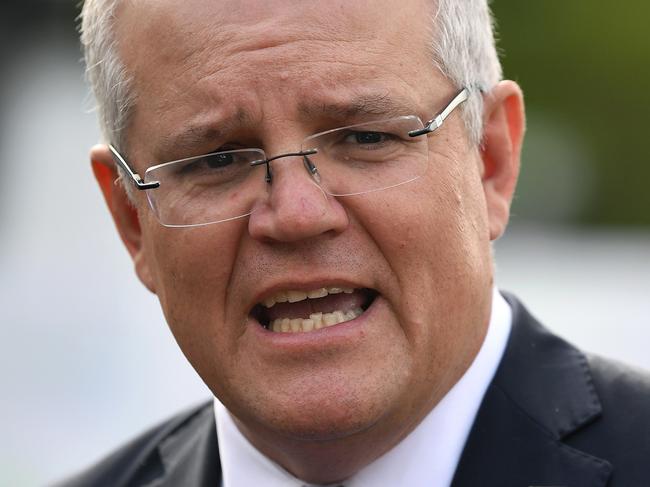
<box><xmin>143</xmin><ymin>224</ymin><xmax>242</xmax><ymax>344</ymax></box>
<box><xmin>365</xmin><ymin>158</ymin><xmax>492</xmax><ymax>337</ymax></box>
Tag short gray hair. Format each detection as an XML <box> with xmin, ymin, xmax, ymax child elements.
<box><xmin>432</xmin><ymin>0</ymin><xmax>503</xmax><ymax>145</ymax></box>
<box><xmin>80</xmin><ymin>0</ymin><xmax>502</xmax><ymax>151</ymax></box>
<box><xmin>80</xmin><ymin>0</ymin><xmax>134</xmax><ymax>152</ymax></box>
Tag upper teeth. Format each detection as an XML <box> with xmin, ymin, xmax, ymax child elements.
<box><xmin>262</xmin><ymin>287</ymin><xmax>354</xmax><ymax>308</ymax></box>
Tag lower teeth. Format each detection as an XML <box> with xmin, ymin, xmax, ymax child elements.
<box><xmin>270</xmin><ymin>308</ymin><xmax>363</xmax><ymax>333</ymax></box>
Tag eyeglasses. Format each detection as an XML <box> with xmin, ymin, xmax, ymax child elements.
<box><xmin>109</xmin><ymin>88</ymin><xmax>469</xmax><ymax>228</ymax></box>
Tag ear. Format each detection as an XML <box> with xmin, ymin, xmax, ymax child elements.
<box><xmin>91</xmin><ymin>144</ymin><xmax>157</xmax><ymax>293</ymax></box>
<box><xmin>479</xmin><ymin>80</ymin><xmax>525</xmax><ymax>240</ymax></box>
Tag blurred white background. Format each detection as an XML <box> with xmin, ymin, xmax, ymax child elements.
<box><xmin>0</xmin><ymin>5</ymin><xmax>648</xmax><ymax>487</ymax></box>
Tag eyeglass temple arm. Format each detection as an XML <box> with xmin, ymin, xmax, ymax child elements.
<box><xmin>408</xmin><ymin>88</ymin><xmax>469</xmax><ymax>138</ymax></box>
<box><xmin>108</xmin><ymin>144</ymin><xmax>160</xmax><ymax>190</ymax></box>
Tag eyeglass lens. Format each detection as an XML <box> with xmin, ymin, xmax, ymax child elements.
<box><xmin>143</xmin><ymin>116</ymin><xmax>429</xmax><ymax>227</ymax></box>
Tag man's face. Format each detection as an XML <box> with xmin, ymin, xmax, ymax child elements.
<box><xmin>115</xmin><ymin>0</ymin><xmax>496</xmax><ymax>447</ymax></box>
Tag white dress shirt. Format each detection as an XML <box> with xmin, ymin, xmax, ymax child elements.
<box><xmin>214</xmin><ymin>288</ymin><xmax>512</xmax><ymax>487</ymax></box>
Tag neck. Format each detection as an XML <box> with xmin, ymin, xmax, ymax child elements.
<box><xmin>233</xmin><ymin>403</ymin><xmax>427</xmax><ymax>484</ymax></box>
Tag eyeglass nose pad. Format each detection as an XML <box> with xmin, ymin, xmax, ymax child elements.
<box><xmin>264</xmin><ymin>162</ymin><xmax>272</xmax><ymax>183</ymax></box>
<box><xmin>299</xmin><ymin>155</ymin><xmax>329</xmax><ymax>202</ymax></box>
<box><xmin>303</xmin><ymin>154</ymin><xmax>322</xmax><ymax>185</ymax></box>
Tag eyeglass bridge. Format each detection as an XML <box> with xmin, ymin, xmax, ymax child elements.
<box><xmin>249</xmin><ymin>148</ymin><xmax>319</xmax><ymax>183</ymax></box>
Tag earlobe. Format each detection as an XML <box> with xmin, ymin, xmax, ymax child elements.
<box><xmin>91</xmin><ymin>145</ymin><xmax>157</xmax><ymax>293</ymax></box>
<box><xmin>479</xmin><ymin>81</ymin><xmax>525</xmax><ymax>241</ymax></box>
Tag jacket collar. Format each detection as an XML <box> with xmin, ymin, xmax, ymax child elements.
<box><xmin>451</xmin><ymin>293</ymin><xmax>612</xmax><ymax>487</ymax></box>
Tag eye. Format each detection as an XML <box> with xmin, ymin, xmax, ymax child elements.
<box><xmin>205</xmin><ymin>152</ymin><xmax>236</xmax><ymax>168</ymax></box>
<box><xmin>176</xmin><ymin>149</ymin><xmax>247</xmax><ymax>177</ymax></box>
<box><xmin>348</xmin><ymin>131</ymin><xmax>387</xmax><ymax>145</ymax></box>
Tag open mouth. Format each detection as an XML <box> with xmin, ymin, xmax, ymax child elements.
<box><xmin>251</xmin><ymin>287</ymin><xmax>378</xmax><ymax>333</ymax></box>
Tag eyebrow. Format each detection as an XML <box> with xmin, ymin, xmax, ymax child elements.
<box><xmin>154</xmin><ymin>110</ymin><xmax>252</xmax><ymax>162</ymax></box>
<box><xmin>298</xmin><ymin>93</ymin><xmax>417</xmax><ymax>120</ymax></box>
<box><xmin>156</xmin><ymin>126</ymin><xmax>222</xmax><ymax>162</ymax></box>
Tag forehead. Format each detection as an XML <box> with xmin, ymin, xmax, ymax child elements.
<box><xmin>118</xmin><ymin>0</ymin><xmax>433</xmax><ymax>56</ymax></box>
<box><xmin>117</xmin><ymin>0</ymin><xmax>440</xmax><ymax>152</ymax></box>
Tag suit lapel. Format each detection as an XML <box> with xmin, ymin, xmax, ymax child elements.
<box><xmin>147</xmin><ymin>403</ymin><xmax>221</xmax><ymax>487</ymax></box>
<box><xmin>451</xmin><ymin>294</ymin><xmax>612</xmax><ymax>487</ymax></box>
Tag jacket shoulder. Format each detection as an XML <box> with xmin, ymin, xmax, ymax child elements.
<box><xmin>566</xmin><ymin>354</ymin><xmax>650</xmax><ymax>482</ymax></box>
<box><xmin>580</xmin><ymin>353</ymin><xmax>650</xmax><ymax>436</ymax></box>
<box><xmin>588</xmin><ymin>353</ymin><xmax>650</xmax><ymax>411</ymax></box>
<box><xmin>53</xmin><ymin>400</ymin><xmax>214</xmax><ymax>487</ymax></box>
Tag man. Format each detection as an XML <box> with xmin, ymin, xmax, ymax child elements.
<box><xmin>63</xmin><ymin>0</ymin><xmax>649</xmax><ymax>485</ymax></box>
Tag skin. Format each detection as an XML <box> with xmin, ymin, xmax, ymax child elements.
<box><xmin>91</xmin><ymin>0</ymin><xmax>524</xmax><ymax>483</ymax></box>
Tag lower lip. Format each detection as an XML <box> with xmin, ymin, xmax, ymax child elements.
<box><xmin>250</xmin><ymin>295</ymin><xmax>382</xmax><ymax>350</ymax></box>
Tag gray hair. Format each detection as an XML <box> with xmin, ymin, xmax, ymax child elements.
<box><xmin>80</xmin><ymin>0</ymin><xmax>134</xmax><ymax>152</ymax></box>
<box><xmin>80</xmin><ymin>0</ymin><xmax>502</xmax><ymax>153</ymax></box>
<box><xmin>432</xmin><ymin>0</ymin><xmax>503</xmax><ymax>145</ymax></box>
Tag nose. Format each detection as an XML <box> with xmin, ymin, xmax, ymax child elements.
<box><xmin>247</xmin><ymin>154</ymin><xmax>349</xmax><ymax>242</ymax></box>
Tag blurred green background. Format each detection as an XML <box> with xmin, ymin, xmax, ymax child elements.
<box><xmin>492</xmin><ymin>1</ymin><xmax>650</xmax><ymax>226</ymax></box>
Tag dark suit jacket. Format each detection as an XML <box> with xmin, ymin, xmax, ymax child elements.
<box><xmin>58</xmin><ymin>295</ymin><xmax>650</xmax><ymax>486</ymax></box>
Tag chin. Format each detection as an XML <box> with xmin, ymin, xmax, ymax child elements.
<box><xmin>274</xmin><ymin>403</ymin><xmax>383</xmax><ymax>442</ymax></box>
<box><xmin>230</xmin><ymin>371</ymin><xmax>405</xmax><ymax>444</ymax></box>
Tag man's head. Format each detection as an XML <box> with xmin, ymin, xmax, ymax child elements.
<box><xmin>81</xmin><ymin>0</ymin><xmax>524</xmax><ymax>481</ymax></box>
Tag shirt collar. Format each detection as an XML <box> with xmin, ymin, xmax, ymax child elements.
<box><xmin>214</xmin><ymin>288</ymin><xmax>512</xmax><ymax>487</ymax></box>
